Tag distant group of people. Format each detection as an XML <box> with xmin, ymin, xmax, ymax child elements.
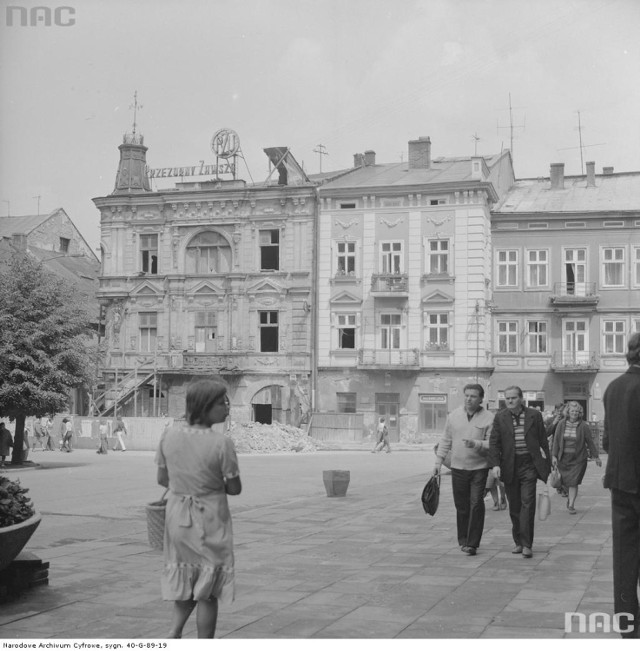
<box><xmin>97</xmin><ymin>417</ymin><xmax>128</xmax><ymax>454</ymax></box>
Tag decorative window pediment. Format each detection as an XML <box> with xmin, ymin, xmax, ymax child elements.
<box><xmin>330</xmin><ymin>290</ymin><xmax>362</xmax><ymax>305</ymax></box>
<box><xmin>186</xmin><ymin>280</ymin><xmax>225</xmax><ymax>305</ymax></box>
<box><xmin>422</xmin><ymin>290</ymin><xmax>454</xmax><ymax>305</ymax></box>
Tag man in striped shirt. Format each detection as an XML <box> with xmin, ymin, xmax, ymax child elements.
<box><xmin>489</xmin><ymin>386</ymin><xmax>551</xmax><ymax>558</ymax></box>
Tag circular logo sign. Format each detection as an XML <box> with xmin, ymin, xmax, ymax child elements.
<box><xmin>211</xmin><ymin>128</ymin><xmax>240</xmax><ymax>159</ymax></box>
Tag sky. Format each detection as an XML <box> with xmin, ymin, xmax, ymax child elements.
<box><xmin>1</xmin><ymin>0</ymin><xmax>639</xmax><ymax>251</ymax></box>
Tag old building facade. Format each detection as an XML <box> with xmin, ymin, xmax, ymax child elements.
<box><xmin>490</xmin><ymin>162</ymin><xmax>640</xmax><ymax>419</ymax></box>
<box><xmin>314</xmin><ymin>138</ymin><xmax>515</xmax><ymax>440</ymax></box>
<box><xmin>93</xmin><ymin>132</ymin><xmax>316</xmax><ymax>422</ymax></box>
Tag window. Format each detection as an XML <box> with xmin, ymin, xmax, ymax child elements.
<box><xmin>337</xmin><ymin>393</ymin><xmax>357</xmax><ymax>413</ymax></box>
<box><xmin>336</xmin><ymin>241</ymin><xmax>356</xmax><ymax>275</ymax></box>
<box><xmin>497</xmin><ymin>321</ymin><xmax>518</xmax><ymax>353</ymax></box>
<box><xmin>337</xmin><ymin>314</ymin><xmax>356</xmax><ymax>349</ymax></box>
<box><xmin>497</xmin><ymin>250</ymin><xmax>518</xmax><ymax>287</ymax></box>
<box><xmin>564</xmin><ymin>248</ymin><xmax>587</xmax><ymax>295</ymax></box>
<box><xmin>380</xmin><ymin>314</ymin><xmax>401</xmax><ymax>349</ymax></box>
<box><xmin>428</xmin><ymin>239</ymin><xmax>449</xmax><ymax>274</ymax></box>
<box><xmin>59</xmin><ymin>237</ymin><xmax>70</xmax><ymax>253</ymax></box>
<box><xmin>527</xmin><ymin>321</ymin><xmax>547</xmax><ymax>354</ymax></box>
<box><xmin>139</xmin><ymin>312</ymin><xmax>157</xmax><ymax>352</ymax></box>
<box><xmin>260</xmin><ymin>229</ymin><xmax>280</xmax><ymax>270</ymax></box>
<box><xmin>380</xmin><ymin>242</ymin><xmax>403</xmax><ymax>274</ymax></box>
<box><xmin>426</xmin><ymin>313</ymin><xmax>449</xmax><ymax>349</ymax></box>
<box><xmin>562</xmin><ymin>319</ymin><xmax>589</xmax><ymax>364</ymax></box>
<box><xmin>633</xmin><ymin>319</ymin><xmax>640</xmax><ymax>334</ymax></box>
<box><xmin>259</xmin><ymin>311</ymin><xmax>278</xmax><ymax>352</ymax></box>
<box><xmin>634</xmin><ymin>247</ymin><xmax>640</xmax><ymax>286</ymax></box>
<box><xmin>140</xmin><ymin>234</ymin><xmax>158</xmax><ymax>274</ymax></box>
<box><xmin>186</xmin><ymin>231</ymin><xmax>231</xmax><ymax>273</ymax></box>
<box><xmin>195</xmin><ymin>312</ymin><xmax>217</xmax><ymax>353</ymax></box>
<box><xmin>603</xmin><ymin>320</ymin><xmax>626</xmax><ymax>354</ymax></box>
<box><xmin>526</xmin><ymin>250</ymin><xmax>548</xmax><ymax>287</ymax></box>
<box><xmin>602</xmin><ymin>247</ymin><xmax>625</xmax><ymax>287</ymax></box>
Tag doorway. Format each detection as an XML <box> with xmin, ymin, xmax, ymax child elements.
<box><xmin>253</xmin><ymin>404</ymin><xmax>272</xmax><ymax>424</ymax></box>
<box><xmin>376</xmin><ymin>393</ymin><xmax>400</xmax><ymax>441</ymax></box>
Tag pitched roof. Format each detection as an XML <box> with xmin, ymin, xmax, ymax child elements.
<box><xmin>494</xmin><ymin>171</ymin><xmax>640</xmax><ymax>213</ymax></box>
<box><xmin>319</xmin><ymin>154</ymin><xmax>504</xmax><ymax>190</ymax></box>
<box><xmin>0</xmin><ymin>213</ymin><xmax>48</xmax><ymax>237</ymax></box>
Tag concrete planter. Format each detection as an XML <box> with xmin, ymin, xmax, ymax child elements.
<box><xmin>323</xmin><ymin>470</ymin><xmax>350</xmax><ymax>497</ymax></box>
<box><xmin>0</xmin><ymin>512</ymin><xmax>42</xmax><ymax>572</ymax></box>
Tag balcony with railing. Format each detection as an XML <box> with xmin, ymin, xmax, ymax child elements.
<box><xmin>370</xmin><ymin>273</ymin><xmax>409</xmax><ymax>296</ymax></box>
<box><xmin>550</xmin><ymin>282</ymin><xmax>599</xmax><ymax>306</ymax></box>
<box><xmin>357</xmin><ymin>348</ymin><xmax>420</xmax><ymax>368</ymax></box>
<box><xmin>550</xmin><ymin>351</ymin><xmax>600</xmax><ymax>372</ymax></box>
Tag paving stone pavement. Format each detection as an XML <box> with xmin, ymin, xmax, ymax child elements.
<box><xmin>0</xmin><ymin>449</ymin><xmax>622</xmax><ymax>640</ymax></box>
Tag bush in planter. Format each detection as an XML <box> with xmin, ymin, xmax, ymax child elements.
<box><xmin>0</xmin><ymin>477</ymin><xmax>35</xmax><ymax>527</ymax></box>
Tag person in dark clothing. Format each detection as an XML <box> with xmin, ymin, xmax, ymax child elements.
<box><xmin>489</xmin><ymin>386</ymin><xmax>551</xmax><ymax>559</ymax></box>
<box><xmin>603</xmin><ymin>331</ymin><xmax>640</xmax><ymax>639</ymax></box>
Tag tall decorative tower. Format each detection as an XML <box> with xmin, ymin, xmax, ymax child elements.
<box><xmin>112</xmin><ymin>92</ymin><xmax>151</xmax><ymax>194</ymax></box>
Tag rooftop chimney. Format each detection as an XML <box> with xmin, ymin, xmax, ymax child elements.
<box><xmin>603</xmin><ymin>166</ymin><xmax>614</xmax><ymax>175</ymax></box>
<box><xmin>12</xmin><ymin>233</ymin><xmax>27</xmax><ymax>251</ymax></box>
<box><xmin>550</xmin><ymin>163</ymin><xmax>565</xmax><ymax>190</ymax></box>
<box><xmin>363</xmin><ymin>150</ymin><xmax>376</xmax><ymax>166</ymax></box>
<box><xmin>408</xmin><ymin>136</ymin><xmax>431</xmax><ymax>169</ymax></box>
<box><xmin>353</xmin><ymin>153</ymin><xmax>365</xmax><ymax>168</ymax></box>
<box><xmin>586</xmin><ymin>161</ymin><xmax>596</xmax><ymax>187</ymax></box>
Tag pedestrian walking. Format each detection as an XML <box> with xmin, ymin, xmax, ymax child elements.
<box><xmin>32</xmin><ymin>418</ymin><xmax>46</xmax><ymax>451</ymax></box>
<box><xmin>97</xmin><ymin>419</ymin><xmax>109</xmax><ymax>454</ymax></box>
<box><xmin>551</xmin><ymin>401</ymin><xmax>602</xmax><ymax>514</ymax></box>
<box><xmin>43</xmin><ymin>416</ymin><xmax>55</xmax><ymax>451</ymax></box>
<box><xmin>489</xmin><ymin>385</ymin><xmax>551</xmax><ymax>558</ymax></box>
<box><xmin>155</xmin><ymin>378</ymin><xmax>241</xmax><ymax>639</ymax></box>
<box><xmin>433</xmin><ymin>384</ymin><xmax>494</xmax><ymax>556</ymax></box>
<box><xmin>60</xmin><ymin>418</ymin><xmax>74</xmax><ymax>452</ymax></box>
<box><xmin>603</xmin><ymin>331</ymin><xmax>640</xmax><ymax>639</ymax></box>
<box><xmin>0</xmin><ymin>422</ymin><xmax>13</xmax><ymax>466</ymax></box>
<box><xmin>112</xmin><ymin>417</ymin><xmax>128</xmax><ymax>451</ymax></box>
<box><xmin>372</xmin><ymin>416</ymin><xmax>391</xmax><ymax>453</ymax></box>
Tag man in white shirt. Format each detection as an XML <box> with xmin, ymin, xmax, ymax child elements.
<box><xmin>433</xmin><ymin>384</ymin><xmax>494</xmax><ymax>556</ymax></box>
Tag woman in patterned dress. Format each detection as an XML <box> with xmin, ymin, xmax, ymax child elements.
<box><xmin>155</xmin><ymin>378</ymin><xmax>241</xmax><ymax>638</ymax></box>
<box><xmin>551</xmin><ymin>401</ymin><xmax>601</xmax><ymax>514</ymax></box>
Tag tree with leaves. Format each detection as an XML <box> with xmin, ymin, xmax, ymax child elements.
<box><xmin>0</xmin><ymin>252</ymin><xmax>93</xmax><ymax>465</ymax></box>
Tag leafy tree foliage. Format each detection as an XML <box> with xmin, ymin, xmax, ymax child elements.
<box><xmin>0</xmin><ymin>253</ymin><xmax>93</xmax><ymax>464</ymax></box>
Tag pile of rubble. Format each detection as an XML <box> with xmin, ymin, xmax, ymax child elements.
<box><xmin>227</xmin><ymin>421</ymin><xmax>319</xmax><ymax>454</ymax></box>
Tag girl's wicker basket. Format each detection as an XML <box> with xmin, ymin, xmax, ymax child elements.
<box><xmin>146</xmin><ymin>489</ymin><xmax>169</xmax><ymax>551</ymax></box>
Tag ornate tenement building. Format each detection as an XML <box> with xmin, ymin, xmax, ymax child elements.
<box><xmin>315</xmin><ymin>138</ymin><xmax>515</xmax><ymax>441</ymax></box>
<box><xmin>490</xmin><ymin>162</ymin><xmax>640</xmax><ymax>419</ymax></box>
<box><xmin>93</xmin><ymin>130</ymin><xmax>316</xmax><ymax>423</ymax></box>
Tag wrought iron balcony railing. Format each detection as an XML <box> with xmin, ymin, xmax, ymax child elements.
<box><xmin>370</xmin><ymin>273</ymin><xmax>409</xmax><ymax>294</ymax></box>
<box><xmin>357</xmin><ymin>348</ymin><xmax>419</xmax><ymax>367</ymax></box>
<box><xmin>550</xmin><ymin>282</ymin><xmax>599</xmax><ymax>305</ymax></box>
<box><xmin>550</xmin><ymin>351</ymin><xmax>599</xmax><ymax>372</ymax></box>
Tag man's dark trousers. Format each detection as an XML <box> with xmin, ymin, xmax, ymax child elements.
<box><xmin>611</xmin><ymin>488</ymin><xmax>640</xmax><ymax>638</ymax></box>
<box><xmin>504</xmin><ymin>454</ymin><xmax>538</xmax><ymax>549</ymax></box>
<box><xmin>451</xmin><ymin>468</ymin><xmax>489</xmax><ymax>549</ymax></box>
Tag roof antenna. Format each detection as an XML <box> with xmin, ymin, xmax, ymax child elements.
<box><xmin>497</xmin><ymin>92</ymin><xmax>525</xmax><ymax>163</ymax></box>
<box><xmin>471</xmin><ymin>133</ymin><xmax>481</xmax><ymax>156</ymax></box>
<box><xmin>313</xmin><ymin>144</ymin><xmax>329</xmax><ymax>173</ymax></box>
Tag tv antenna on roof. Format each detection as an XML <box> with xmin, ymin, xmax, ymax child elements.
<box><xmin>313</xmin><ymin>144</ymin><xmax>329</xmax><ymax>173</ymax></box>
<box><xmin>471</xmin><ymin>133</ymin><xmax>481</xmax><ymax>156</ymax></box>
<box><xmin>557</xmin><ymin>110</ymin><xmax>605</xmax><ymax>175</ymax></box>
<box><xmin>497</xmin><ymin>93</ymin><xmax>525</xmax><ymax>162</ymax></box>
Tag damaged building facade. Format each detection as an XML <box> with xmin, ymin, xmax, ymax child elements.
<box><xmin>92</xmin><ymin>129</ymin><xmax>316</xmax><ymax>424</ymax></box>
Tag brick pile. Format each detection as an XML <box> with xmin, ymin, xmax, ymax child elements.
<box><xmin>227</xmin><ymin>421</ymin><xmax>319</xmax><ymax>454</ymax></box>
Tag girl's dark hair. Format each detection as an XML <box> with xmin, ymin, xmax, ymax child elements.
<box><xmin>627</xmin><ymin>332</ymin><xmax>640</xmax><ymax>365</ymax></box>
<box><xmin>186</xmin><ymin>378</ymin><xmax>228</xmax><ymax>425</ymax></box>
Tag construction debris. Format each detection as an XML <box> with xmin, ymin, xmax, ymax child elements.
<box><xmin>227</xmin><ymin>421</ymin><xmax>319</xmax><ymax>454</ymax></box>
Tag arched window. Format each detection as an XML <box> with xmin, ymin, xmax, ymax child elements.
<box><xmin>185</xmin><ymin>231</ymin><xmax>231</xmax><ymax>274</ymax></box>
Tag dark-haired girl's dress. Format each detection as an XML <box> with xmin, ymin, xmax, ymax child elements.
<box><xmin>155</xmin><ymin>423</ymin><xmax>239</xmax><ymax>603</ymax></box>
